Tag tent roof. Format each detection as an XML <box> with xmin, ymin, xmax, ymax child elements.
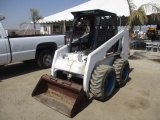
<box><xmin>71</xmin><ymin>9</ymin><xmax>117</xmax><ymax>17</ymax></box>
<box><xmin>39</xmin><ymin>0</ymin><xmax>160</xmax><ymax>23</ymax></box>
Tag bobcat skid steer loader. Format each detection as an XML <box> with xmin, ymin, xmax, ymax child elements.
<box><xmin>32</xmin><ymin>9</ymin><xmax>130</xmax><ymax>118</ymax></box>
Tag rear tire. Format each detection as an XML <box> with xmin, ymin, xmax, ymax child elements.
<box><xmin>113</xmin><ymin>59</ymin><xmax>130</xmax><ymax>87</ymax></box>
<box><xmin>90</xmin><ymin>65</ymin><xmax>116</xmax><ymax>101</ymax></box>
<box><xmin>37</xmin><ymin>50</ymin><xmax>54</xmax><ymax>69</ymax></box>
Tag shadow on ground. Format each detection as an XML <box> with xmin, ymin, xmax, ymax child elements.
<box><xmin>149</xmin><ymin>59</ymin><xmax>160</xmax><ymax>63</ymax></box>
<box><xmin>0</xmin><ymin>62</ymin><xmax>41</xmax><ymax>80</ymax></box>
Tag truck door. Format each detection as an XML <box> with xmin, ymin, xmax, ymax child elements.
<box><xmin>0</xmin><ymin>27</ymin><xmax>10</xmax><ymax>65</ymax></box>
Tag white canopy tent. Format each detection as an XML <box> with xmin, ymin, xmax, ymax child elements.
<box><xmin>39</xmin><ymin>0</ymin><xmax>160</xmax><ymax>23</ymax></box>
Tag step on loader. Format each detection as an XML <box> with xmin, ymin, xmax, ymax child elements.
<box><xmin>32</xmin><ymin>9</ymin><xmax>130</xmax><ymax>118</ymax></box>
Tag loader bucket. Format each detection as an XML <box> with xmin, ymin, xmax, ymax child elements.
<box><xmin>32</xmin><ymin>74</ymin><xmax>88</xmax><ymax>118</ymax></box>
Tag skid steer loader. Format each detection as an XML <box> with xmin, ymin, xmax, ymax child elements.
<box><xmin>32</xmin><ymin>9</ymin><xmax>130</xmax><ymax>118</ymax></box>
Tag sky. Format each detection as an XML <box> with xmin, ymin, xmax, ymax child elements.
<box><xmin>0</xmin><ymin>0</ymin><xmax>89</xmax><ymax>29</ymax></box>
<box><xmin>0</xmin><ymin>0</ymin><xmax>160</xmax><ymax>30</ymax></box>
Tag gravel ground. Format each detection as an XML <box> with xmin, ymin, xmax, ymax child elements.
<box><xmin>0</xmin><ymin>50</ymin><xmax>160</xmax><ymax>120</ymax></box>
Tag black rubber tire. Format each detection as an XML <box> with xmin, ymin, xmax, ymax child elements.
<box><xmin>37</xmin><ymin>50</ymin><xmax>54</xmax><ymax>69</ymax></box>
<box><xmin>113</xmin><ymin>59</ymin><xmax>130</xmax><ymax>87</ymax></box>
<box><xmin>90</xmin><ymin>65</ymin><xmax>116</xmax><ymax>101</ymax></box>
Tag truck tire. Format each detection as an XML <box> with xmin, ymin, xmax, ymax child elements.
<box><xmin>90</xmin><ymin>65</ymin><xmax>116</xmax><ymax>101</ymax></box>
<box><xmin>113</xmin><ymin>59</ymin><xmax>130</xmax><ymax>87</ymax></box>
<box><xmin>37</xmin><ymin>50</ymin><xmax>53</xmax><ymax>69</ymax></box>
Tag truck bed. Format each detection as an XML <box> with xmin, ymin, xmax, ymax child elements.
<box><xmin>8</xmin><ymin>34</ymin><xmax>57</xmax><ymax>38</ymax></box>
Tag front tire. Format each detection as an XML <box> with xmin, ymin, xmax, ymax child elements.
<box><xmin>37</xmin><ymin>50</ymin><xmax>54</xmax><ymax>69</ymax></box>
<box><xmin>90</xmin><ymin>65</ymin><xmax>116</xmax><ymax>101</ymax></box>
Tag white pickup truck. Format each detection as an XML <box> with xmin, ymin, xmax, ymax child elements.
<box><xmin>0</xmin><ymin>15</ymin><xmax>66</xmax><ymax>69</ymax></box>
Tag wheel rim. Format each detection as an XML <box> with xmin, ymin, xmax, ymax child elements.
<box><xmin>43</xmin><ymin>54</ymin><xmax>52</xmax><ymax>66</ymax></box>
<box><xmin>105</xmin><ymin>73</ymin><xmax>115</xmax><ymax>96</ymax></box>
<box><xmin>122</xmin><ymin>65</ymin><xmax>129</xmax><ymax>82</ymax></box>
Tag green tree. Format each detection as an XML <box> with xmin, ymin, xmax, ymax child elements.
<box><xmin>30</xmin><ymin>8</ymin><xmax>43</xmax><ymax>34</ymax></box>
<box><xmin>126</xmin><ymin>0</ymin><xmax>160</xmax><ymax>37</ymax></box>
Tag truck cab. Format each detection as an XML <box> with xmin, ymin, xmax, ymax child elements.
<box><xmin>0</xmin><ymin>15</ymin><xmax>11</xmax><ymax>66</ymax></box>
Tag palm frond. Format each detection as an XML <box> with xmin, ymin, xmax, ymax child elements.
<box><xmin>29</xmin><ymin>8</ymin><xmax>43</xmax><ymax>34</ymax></box>
<box><xmin>127</xmin><ymin>10</ymin><xmax>148</xmax><ymax>27</ymax></box>
<box><xmin>140</xmin><ymin>3</ymin><xmax>160</xmax><ymax>20</ymax></box>
<box><xmin>30</xmin><ymin>8</ymin><xmax>43</xmax><ymax>23</ymax></box>
<box><xmin>126</xmin><ymin>0</ymin><xmax>137</xmax><ymax>14</ymax></box>
<box><xmin>134</xmin><ymin>8</ymin><xmax>148</xmax><ymax>24</ymax></box>
<box><xmin>140</xmin><ymin>3</ymin><xmax>160</xmax><ymax>14</ymax></box>
<box><xmin>127</xmin><ymin>2</ymin><xmax>160</xmax><ymax>30</ymax></box>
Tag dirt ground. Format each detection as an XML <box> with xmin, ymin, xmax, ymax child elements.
<box><xmin>0</xmin><ymin>50</ymin><xmax>160</xmax><ymax>120</ymax></box>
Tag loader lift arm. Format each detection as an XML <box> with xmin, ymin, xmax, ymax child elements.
<box><xmin>83</xmin><ymin>28</ymin><xmax>129</xmax><ymax>94</ymax></box>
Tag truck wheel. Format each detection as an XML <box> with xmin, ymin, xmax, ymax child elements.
<box><xmin>113</xmin><ymin>59</ymin><xmax>130</xmax><ymax>87</ymax></box>
<box><xmin>37</xmin><ymin>50</ymin><xmax>53</xmax><ymax>69</ymax></box>
<box><xmin>90</xmin><ymin>65</ymin><xmax>116</xmax><ymax>101</ymax></box>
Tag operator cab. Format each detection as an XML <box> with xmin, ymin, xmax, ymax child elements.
<box><xmin>69</xmin><ymin>9</ymin><xmax>119</xmax><ymax>54</ymax></box>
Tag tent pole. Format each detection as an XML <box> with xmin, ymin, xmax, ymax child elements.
<box><xmin>63</xmin><ymin>21</ymin><xmax>66</xmax><ymax>35</ymax></box>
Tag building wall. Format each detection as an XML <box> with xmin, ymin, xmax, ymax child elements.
<box><xmin>40</xmin><ymin>21</ymin><xmax>73</xmax><ymax>36</ymax></box>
